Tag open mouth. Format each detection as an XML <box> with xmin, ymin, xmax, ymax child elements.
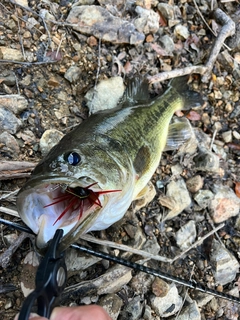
<box><xmin>17</xmin><ymin>178</ymin><xmax>121</xmax><ymax>248</ymax></box>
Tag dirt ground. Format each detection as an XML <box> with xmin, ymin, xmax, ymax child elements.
<box><xmin>0</xmin><ymin>0</ymin><xmax>240</xmax><ymax>319</ymax></box>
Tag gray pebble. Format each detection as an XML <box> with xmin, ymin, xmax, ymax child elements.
<box><xmin>222</xmin><ymin>130</ymin><xmax>232</xmax><ymax>143</ymax></box>
<box><xmin>0</xmin><ymin>95</ymin><xmax>28</xmax><ymax>114</ymax></box>
<box><xmin>186</xmin><ymin>175</ymin><xmax>203</xmax><ymax>193</ymax></box>
<box><xmin>194</xmin><ymin>190</ymin><xmax>214</xmax><ymax>209</ymax></box>
<box><xmin>122</xmin><ymin>296</ymin><xmax>143</xmax><ymax>320</ymax></box>
<box><xmin>134</xmin><ymin>6</ymin><xmax>160</xmax><ymax>34</ymax></box>
<box><xmin>99</xmin><ymin>293</ymin><xmax>123</xmax><ymax>320</ymax></box>
<box><xmin>67</xmin><ymin>5</ymin><xmax>145</xmax><ymax>45</ymax></box>
<box><xmin>177</xmin><ymin>301</ymin><xmax>201</xmax><ymax>320</ymax></box>
<box><xmin>0</xmin><ymin>107</ymin><xmax>21</xmax><ymax>134</ymax></box>
<box><xmin>150</xmin><ymin>283</ymin><xmax>182</xmax><ymax>317</ymax></box>
<box><xmin>176</xmin><ymin>220</ymin><xmax>196</xmax><ymax>250</ymax></box>
<box><xmin>193</xmin><ymin>148</ymin><xmax>220</xmax><ymax>173</ymax></box>
<box><xmin>142</xmin><ymin>235</ymin><xmax>160</xmax><ymax>255</ymax></box>
<box><xmin>39</xmin><ymin>129</ymin><xmax>64</xmax><ymax>156</ymax></box>
<box><xmin>0</xmin><ymin>70</ymin><xmax>16</xmax><ymax>86</ymax></box>
<box><xmin>0</xmin><ymin>131</ymin><xmax>20</xmax><ymax>155</ymax></box>
<box><xmin>85</xmin><ymin>77</ymin><xmax>125</xmax><ymax>114</ymax></box>
<box><xmin>210</xmin><ymin>239</ymin><xmax>239</xmax><ymax>285</ymax></box>
<box><xmin>64</xmin><ymin>66</ymin><xmax>81</xmax><ymax>84</ymax></box>
<box><xmin>65</xmin><ymin>248</ymin><xmax>102</xmax><ymax>274</ymax></box>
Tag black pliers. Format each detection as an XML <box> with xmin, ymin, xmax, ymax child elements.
<box><xmin>18</xmin><ymin>229</ymin><xmax>67</xmax><ymax>320</ymax></box>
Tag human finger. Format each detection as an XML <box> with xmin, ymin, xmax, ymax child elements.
<box><xmin>50</xmin><ymin>305</ymin><xmax>112</xmax><ymax>320</ymax></box>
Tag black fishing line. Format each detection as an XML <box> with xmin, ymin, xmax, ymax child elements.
<box><xmin>0</xmin><ymin>218</ymin><xmax>239</xmax><ymax>304</ymax></box>
<box><xmin>71</xmin><ymin>243</ymin><xmax>240</xmax><ymax>305</ymax></box>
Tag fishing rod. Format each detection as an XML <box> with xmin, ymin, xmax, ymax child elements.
<box><xmin>0</xmin><ymin>218</ymin><xmax>239</xmax><ymax>304</ymax></box>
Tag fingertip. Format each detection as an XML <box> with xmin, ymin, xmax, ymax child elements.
<box><xmin>50</xmin><ymin>305</ymin><xmax>112</xmax><ymax>320</ymax></box>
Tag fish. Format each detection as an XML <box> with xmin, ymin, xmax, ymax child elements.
<box><xmin>17</xmin><ymin>76</ymin><xmax>203</xmax><ymax>252</ymax></box>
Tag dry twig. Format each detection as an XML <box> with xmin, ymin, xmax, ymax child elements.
<box><xmin>0</xmin><ymin>232</ymin><xmax>31</xmax><ymax>268</ymax></box>
<box><xmin>148</xmin><ymin>9</ymin><xmax>235</xmax><ymax>84</ymax></box>
<box><xmin>0</xmin><ymin>161</ymin><xmax>37</xmax><ymax>180</ymax></box>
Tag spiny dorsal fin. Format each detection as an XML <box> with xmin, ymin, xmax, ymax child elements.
<box><xmin>121</xmin><ymin>76</ymin><xmax>150</xmax><ymax>106</ymax></box>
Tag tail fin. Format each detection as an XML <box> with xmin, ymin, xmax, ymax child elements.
<box><xmin>169</xmin><ymin>76</ymin><xmax>204</xmax><ymax>110</ymax></box>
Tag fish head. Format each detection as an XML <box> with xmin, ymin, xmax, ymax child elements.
<box><xmin>17</xmin><ymin>138</ymin><xmax>134</xmax><ymax>251</ymax></box>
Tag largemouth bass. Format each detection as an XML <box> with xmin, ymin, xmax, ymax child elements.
<box><xmin>17</xmin><ymin>77</ymin><xmax>203</xmax><ymax>251</ymax></box>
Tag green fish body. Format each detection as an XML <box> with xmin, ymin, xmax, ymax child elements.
<box><xmin>17</xmin><ymin>77</ymin><xmax>202</xmax><ymax>251</ymax></box>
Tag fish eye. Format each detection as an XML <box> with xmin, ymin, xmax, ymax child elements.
<box><xmin>64</xmin><ymin>152</ymin><xmax>81</xmax><ymax>166</ymax></box>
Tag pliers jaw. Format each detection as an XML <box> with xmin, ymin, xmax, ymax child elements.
<box><xmin>18</xmin><ymin>229</ymin><xmax>67</xmax><ymax>320</ymax></box>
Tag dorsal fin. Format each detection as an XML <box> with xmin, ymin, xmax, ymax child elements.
<box><xmin>121</xmin><ymin>76</ymin><xmax>150</xmax><ymax>106</ymax></box>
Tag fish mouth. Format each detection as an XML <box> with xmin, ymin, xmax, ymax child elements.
<box><xmin>17</xmin><ymin>176</ymin><xmax>118</xmax><ymax>249</ymax></box>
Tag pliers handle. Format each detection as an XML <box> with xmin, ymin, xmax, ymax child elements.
<box><xmin>18</xmin><ymin>229</ymin><xmax>67</xmax><ymax>320</ymax></box>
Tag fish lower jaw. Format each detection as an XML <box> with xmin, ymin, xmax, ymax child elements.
<box><xmin>18</xmin><ymin>181</ymin><xmax>105</xmax><ymax>249</ymax></box>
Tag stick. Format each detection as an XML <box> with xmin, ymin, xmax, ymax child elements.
<box><xmin>81</xmin><ymin>234</ymin><xmax>172</xmax><ymax>263</ymax></box>
<box><xmin>147</xmin><ymin>9</ymin><xmax>235</xmax><ymax>84</ymax></box>
<box><xmin>0</xmin><ymin>161</ymin><xmax>37</xmax><ymax>180</ymax></box>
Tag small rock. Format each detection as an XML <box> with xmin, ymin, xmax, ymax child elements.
<box><xmin>159</xmin><ymin>35</ymin><xmax>175</xmax><ymax>55</ymax></box>
<box><xmin>0</xmin><ymin>47</ymin><xmax>24</xmax><ymax>61</ymax></box>
<box><xmin>124</xmin><ymin>296</ymin><xmax>143</xmax><ymax>320</ymax></box>
<box><xmin>209</xmin><ymin>185</ymin><xmax>240</xmax><ymax>223</ymax></box>
<box><xmin>222</xmin><ymin>130</ymin><xmax>232</xmax><ymax>143</ymax></box>
<box><xmin>97</xmin><ymin>265</ymin><xmax>132</xmax><ymax>295</ymax></box>
<box><xmin>171</xmin><ymin>163</ymin><xmax>183</xmax><ymax>176</ymax></box>
<box><xmin>150</xmin><ymin>282</ymin><xmax>182</xmax><ymax>317</ymax></box>
<box><xmin>194</xmin><ymin>190</ymin><xmax>214</xmax><ymax>209</ymax></box>
<box><xmin>3</xmin><ymin>233</ymin><xmax>18</xmax><ymax>246</ymax></box>
<box><xmin>0</xmin><ymin>132</ymin><xmax>20</xmax><ymax>155</ymax></box>
<box><xmin>194</xmin><ymin>128</ymin><xmax>211</xmax><ymax>149</ymax></box>
<box><xmin>142</xmin><ymin>235</ymin><xmax>160</xmax><ymax>255</ymax></box>
<box><xmin>186</xmin><ymin>175</ymin><xmax>203</xmax><ymax>193</ymax></box>
<box><xmin>134</xmin><ymin>6</ymin><xmax>160</xmax><ymax>34</ymax></box>
<box><xmin>4</xmin><ymin>300</ymin><xmax>13</xmax><ymax>310</ymax></box>
<box><xmin>67</xmin><ymin>5</ymin><xmax>145</xmax><ymax>45</ymax></box>
<box><xmin>157</xmin><ymin>3</ymin><xmax>176</xmax><ymax>21</ymax></box>
<box><xmin>26</xmin><ymin>17</ymin><xmax>40</xmax><ymax>30</ymax></box>
<box><xmin>160</xmin><ymin>178</ymin><xmax>191</xmax><ymax>220</ymax></box>
<box><xmin>65</xmin><ymin>248</ymin><xmax>102</xmax><ymax>274</ymax></box>
<box><xmin>233</xmin><ymin>130</ymin><xmax>240</xmax><ymax>140</ymax></box>
<box><xmin>73</xmin><ymin>0</ymin><xmax>95</xmax><ymax>4</ymax></box>
<box><xmin>39</xmin><ymin>129</ymin><xmax>64</xmax><ymax>156</ymax></box>
<box><xmin>99</xmin><ymin>294</ymin><xmax>123</xmax><ymax>320</ymax></box>
<box><xmin>218</xmin><ymin>287</ymin><xmax>240</xmax><ymax>320</ymax></box>
<box><xmin>217</xmin><ymin>50</ymin><xmax>238</xmax><ymax>73</ymax></box>
<box><xmin>14</xmin><ymin>0</ymin><xmax>29</xmax><ymax>6</ymax></box>
<box><xmin>210</xmin><ymin>239</ymin><xmax>239</xmax><ymax>286</ymax></box>
<box><xmin>143</xmin><ymin>305</ymin><xmax>153</xmax><ymax>320</ymax></box>
<box><xmin>81</xmin><ymin>296</ymin><xmax>92</xmax><ymax>305</ymax></box>
<box><xmin>194</xmin><ymin>292</ymin><xmax>214</xmax><ymax>308</ymax></box>
<box><xmin>212</xmin><ymin>144</ymin><xmax>227</xmax><ymax>161</ymax></box>
<box><xmin>193</xmin><ymin>148</ymin><xmax>220</xmax><ymax>173</ymax></box>
<box><xmin>130</xmin><ymin>272</ymin><xmax>153</xmax><ymax>295</ymax></box>
<box><xmin>85</xmin><ymin>77</ymin><xmax>125</xmax><ymax>114</ymax></box>
<box><xmin>0</xmin><ymin>107</ymin><xmax>21</xmax><ymax>134</ymax></box>
<box><xmin>177</xmin><ymin>301</ymin><xmax>201</xmax><ymax>320</ymax></box>
<box><xmin>174</xmin><ymin>24</ymin><xmax>190</xmax><ymax>40</ymax></box>
<box><xmin>0</xmin><ymin>95</ymin><xmax>28</xmax><ymax>114</ymax></box>
<box><xmin>20</xmin><ymin>251</ymin><xmax>39</xmax><ymax>297</ymax></box>
<box><xmin>152</xmin><ymin>278</ymin><xmax>169</xmax><ymax>297</ymax></box>
<box><xmin>64</xmin><ymin>66</ymin><xmax>81</xmax><ymax>84</ymax></box>
<box><xmin>48</xmin><ymin>76</ymin><xmax>60</xmax><ymax>87</ymax></box>
<box><xmin>176</xmin><ymin>220</ymin><xmax>196</xmax><ymax>250</ymax></box>
<box><xmin>0</xmin><ymin>71</ymin><xmax>16</xmax><ymax>86</ymax></box>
